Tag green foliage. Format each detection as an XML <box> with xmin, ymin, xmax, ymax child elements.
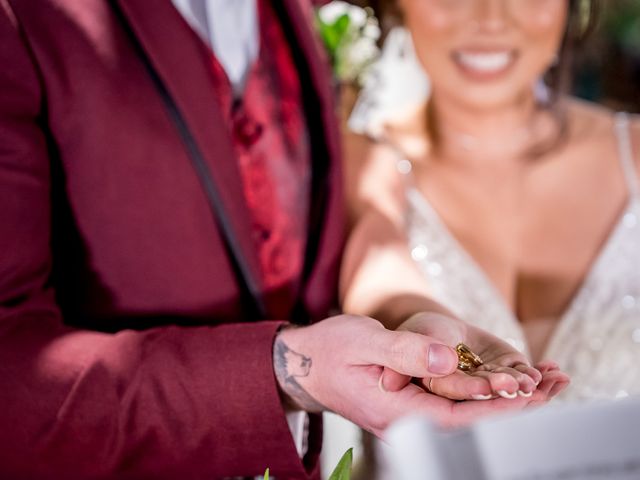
<box><xmin>315</xmin><ymin>12</ymin><xmax>352</xmax><ymax>68</ymax></box>
<box><xmin>262</xmin><ymin>448</ymin><xmax>352</xmax><ymax>480</ymax></box>
<box><xmin>603</xmin><ymin>0</ymin><xmax>640</xmax><ymax>51</ymax></box>
<box><xmin>327</xmin><ymin>448</ymin><xmax>353</xmax><ymax>480</ymax></box>
<box><xmin>315</xmin><ymin>4</ymin><xmax>380</xmax><ymax>85</ymax></box>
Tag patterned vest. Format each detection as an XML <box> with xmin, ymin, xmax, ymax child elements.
<box><xmin>206</xmin><ymin>0</ymin><xmax>311</xmax><ymax>319</ymax></box>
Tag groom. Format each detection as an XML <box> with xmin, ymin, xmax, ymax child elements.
<box><xmin>0</xmin><ymin>0</ymin><xmax>564</xmax><ymax>478</ymax></box>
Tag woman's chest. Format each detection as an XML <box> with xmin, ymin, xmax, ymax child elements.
<box><xmin>411</xmin><ymin>154</ymin><xmax>630</xmax><ymax>323</ymax></box>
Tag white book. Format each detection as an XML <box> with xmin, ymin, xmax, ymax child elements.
<box><xmin>384</xmin><ymin>398</ymin><xmax>640</xmax><ymax>480</ymax></box>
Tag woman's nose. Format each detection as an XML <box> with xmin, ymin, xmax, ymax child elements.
<box><xmin>473</xmin><ymin>0</ymin><xmax>509</xmax><ymax>33</ymax></box>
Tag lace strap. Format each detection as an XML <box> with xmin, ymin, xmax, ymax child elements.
<box><xmin>614</xmin><ymin>112</ymin><xmax>640</xmax><ymax>199</ymax></box>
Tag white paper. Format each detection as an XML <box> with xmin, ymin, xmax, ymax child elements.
<box><xmin>385</xmin><ymin>398</ymin><xmax>640</xmax><ymax>480</ymax></box>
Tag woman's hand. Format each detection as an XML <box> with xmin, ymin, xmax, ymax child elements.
<box><xmin>379</xmin><ymin>312</ymin><xmax>569</xmax><ymax>401</ymax></box>
<box><xmin>274</xmin><ymin>314</ymin><xmax>568</xmax><ymax>436</ymax></box>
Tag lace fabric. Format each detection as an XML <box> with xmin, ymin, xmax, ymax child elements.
<box><xmin>400</xmin><ymin>113</ymin><xmax>640</xmax><ymax>401</ymax></box>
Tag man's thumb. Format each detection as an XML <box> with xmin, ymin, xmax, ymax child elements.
<box><xmin>370</xmin><ymin>330</ymin><xmax>458</xmax><ymax>378</ymax></box>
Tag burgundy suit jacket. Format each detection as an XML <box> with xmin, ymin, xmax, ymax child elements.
<box><xmin>0</xmin><ymin>0</ymin><xmax>342</xmax><ymax>478</ymax></box>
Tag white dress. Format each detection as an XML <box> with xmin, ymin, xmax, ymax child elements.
<box><xmin>399</xmin><ymin>113</ymin><xmax>640</xmax><ymax>402</ymax></box>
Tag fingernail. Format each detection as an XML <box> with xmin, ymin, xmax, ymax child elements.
<box><xmin>378</xmin><ymin>372</ymin><xmax>387</xmax><ymax>393</ymax></box>
<box><xmin>518</xmin><ymin>390</ymin><xmax>533</xmax><ymax>398</ymax></box>
<box><xmin>497</xmin><ymin>390</ymin><xmax>518</xmax><ymax>399</ymax></box>
<box><xmin>472</xmin><ymin>394</ymin><xmax>492</xmax><ymax>401</ymax></box>
<box><xmin>428</xmin><ymin>344</ymin><xmax>457</xmax><ymax>375</ymax></box>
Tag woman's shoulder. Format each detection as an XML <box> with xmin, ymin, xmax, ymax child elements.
<box><xmin>566</xmin><ymin>97</ymin><xmax>616</xmax><ymax>136</ymax></box>
<box><xmin>570</xmin><ymin>95</ymin><xmax>637</xmax><ymax>116</ymax></box>
<box><xmin>627</xmin><ymin>111</ymin><xmax>640</xmax><ymax>176</ymax></box>
<box><xmin>625</xmin><ymin>111</ymin><xmax>640</xmax><ymax>171</ymax></box>
<box><xmin>343</xmin><ymin>128</ymin><xmax>409</xmax><ymax>225</ymax></box>
<box><xmin>343</xmin><ymin>127</ymin><xmax>404</xmax><ymax>188</ymax></box>
<box><xmin>566</xmin><ymin>98</ymin><xmax>640</xmax><ymax>169</ymax></box>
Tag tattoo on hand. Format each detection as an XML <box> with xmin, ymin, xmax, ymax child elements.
<box><xmin>273</xmin><ymin>337</ymin><xmax>325</xmax><ymax>412</ymax></box>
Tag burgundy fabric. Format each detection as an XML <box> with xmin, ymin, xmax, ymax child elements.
<box><xmin>0</xmin><ymin>0</ymin><xmax>343</xmax><ymax>478</ymax></box>
<box><xmin>209</xmin><ymin>0</ymin><xmax>311</xmax><ymax>320</ymax></box>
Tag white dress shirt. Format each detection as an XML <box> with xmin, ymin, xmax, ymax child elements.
<box><xmin>170</xmin><ymin>0</ymin><xmax>309</xmax><ymax>464</ymax></box>
<box><xmin>172</xmin><ymin>0</ymin><xmax>258</xmax><ymax>94</ymax></box>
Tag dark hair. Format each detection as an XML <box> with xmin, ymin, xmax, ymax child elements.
<box><xmin>550</xmin><ymin>0</ymin><xmax>601</xmax><ymax>102</ymax></box>
<box><xmin>361</xmin><ymin>0</ymin><xmax>602</xmax><ymax>156</ymax></box>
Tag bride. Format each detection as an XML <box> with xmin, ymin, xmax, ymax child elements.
<box><xmin>341</xmin><ymin>0</ymin><xmax>640</xmax><ymax>403</ymax></box>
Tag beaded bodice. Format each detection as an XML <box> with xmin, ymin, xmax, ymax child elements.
<box><xmin>400</xmin><ymin>113</ymin><xmax>640</xmax><ymax>401</ymax></box>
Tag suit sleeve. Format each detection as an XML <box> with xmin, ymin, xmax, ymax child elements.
<box><xmin>0</xmin><ymin>9</ymin><xmax>319</xmax><ymax>480</ymax></box>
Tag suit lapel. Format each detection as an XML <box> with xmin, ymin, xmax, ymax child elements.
<box><xmin>280</xmin><ymin>0</ymin><xmax>345</xmax><ymax>320</ymax></box>
<box><xmin>113</xmin><ymin>0</ymin><xmax>264</xmax><ymax>307</ymax></box>
<box><xmin>281</xmin><ymin>0</ymin><xmax>336</xmax><ymax>136</ymax></box>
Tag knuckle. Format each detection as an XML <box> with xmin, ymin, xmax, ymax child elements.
<box><xmin>387</xmin><ymin>332</ymin><xmax>426</xmax><ymax>372</ymax></box>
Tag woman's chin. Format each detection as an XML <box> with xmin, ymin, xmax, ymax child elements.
<box><xmin>434</xmin><ymin>80</ymin><xmax>536</xmax><ymax>113</ymax></box>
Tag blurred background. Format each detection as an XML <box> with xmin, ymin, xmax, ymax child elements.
<box><xmin>573</xmin><ymin>0</ymin><xmax>640</xmax><ymax>112</ymax></box>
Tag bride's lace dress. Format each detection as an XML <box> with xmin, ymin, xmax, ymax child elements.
<box><xmin>398</xmin><ymin>113</ymin><xmax>640</xmax><ymax>401</ymax></box>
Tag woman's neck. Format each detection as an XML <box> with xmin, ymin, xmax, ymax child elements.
<box><xmin>429</xmin><ymin>91</ymin><xmax>551</xmax><ymax>165</ymax></box>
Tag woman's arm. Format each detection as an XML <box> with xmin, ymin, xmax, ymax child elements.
<box><xmin>339</xmin><ymin>131</ymin><xmax>564</xmax><ymax>400</ymax></box>
<box><xmin>340</xmin><ymin>131</ymin><xmax>454</xmax><ymax>329</ymax></box>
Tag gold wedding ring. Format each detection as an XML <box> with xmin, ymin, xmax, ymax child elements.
<box><xmin>456</xmin><ymin>343</ymin><xmax>484</xmax><ymax>372</ymax></box>
<box><xmin>426</xmin><ymin>377</ymin><xmax>434</xmax><ymax>393</ymax></box>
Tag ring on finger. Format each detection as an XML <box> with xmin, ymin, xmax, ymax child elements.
<box><xmin>426</xmin><ymin>377</ymin><xmax>434</xmax><ymax>393</ymax></box>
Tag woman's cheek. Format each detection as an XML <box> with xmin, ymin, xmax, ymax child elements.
<box><xmin>401</xmin><ymin>0</ymin><xmax>459</xmax><ymax>32</ymax></box>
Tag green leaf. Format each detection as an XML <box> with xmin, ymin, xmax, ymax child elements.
<box><xmin>315</xmin><ymin>12</ymin><xmax>353</xmax><ymax>66</ymax></box>
<box><xmin>264</xmin><ymin>468</ymin><xmax>269</xmax><ymax>480</ymax></box>
<box><xmin>328</xmin><ymin>448</ymin><xmax>353</xmax><ymax>480</ymax></box>
<box><xmin>333</xmin><ymin>14</ymin><xmax>352</xmax><ymax>40</ymax></box>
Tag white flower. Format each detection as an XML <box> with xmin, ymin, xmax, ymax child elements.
<box><xmin>348</xmin><ymin>27</ymin><xmax>431</xmax><ymax>137</ymax></box>
<box><xmin>317</xmin><ymin>1</ymin><xmax>381</xmax><ymax>85</ymax></box>
<box><xmin>318</xmin><ymin>1</ymin><xmax>367</xmax><ymax>28</ymax></box>
<box><xmin>340</xmin><ymin>36</ymin><xmax>380</xmax><ymax>83</ymax></box>
<box><xmin>363</xmin><ymin>22</ymin><xmax>382</xmax><ymax>41</ymax></box>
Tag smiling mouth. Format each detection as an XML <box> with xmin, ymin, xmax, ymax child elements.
<box><xmin>452</xmin><ymin>50</ymin><xmax>518</xmax><ymax>80</ymax></box>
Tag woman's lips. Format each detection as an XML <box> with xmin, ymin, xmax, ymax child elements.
<box><xmin>452</xmin><ymin>50</ymin><xmax>518</xmax><ymax>81</ymax></box>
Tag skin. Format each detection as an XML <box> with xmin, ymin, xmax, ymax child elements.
<box><xmin>273</xmin><ymin>316</ymin><xmax>568</xmax><ymax>434</ymax></box>
<box><xmin>272</xmin><ymin>0</ymin><xmax>578</xmax><ymax>433</ymax></box>
<box><xmin>341</xmin><ymin>0</ymin><xmax>640</xmax><ymax>404</ymax></box>
<box><xmin>403</xmin><ymin>0</ymin><xmax>567</xmax><ymax>112</ymax></box>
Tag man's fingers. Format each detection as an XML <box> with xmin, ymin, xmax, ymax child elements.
<box><xmin>446</xmin><ymin>394</ymin><xmax>532</xmax><ymax>428</ymax></box>
<box><xmin>379</xmin><ymin>368</ymin><xmax>411</xmax><ymax>392</ymax></box>
<box><xmin>361</xmin><ymin>366</ymin><xmax>570</xmax><ymax>436</ymax></box>
<box><xmin>400</xmin><ymin>312</ymin><xmax>464</xmax><ymax>346</ymax></box>
<box><xmin>367</xmin><ymin>329</ymin><xmax>458</xmax><ymax>378</ymax></box>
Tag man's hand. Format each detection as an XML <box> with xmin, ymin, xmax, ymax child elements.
<box><xmin>380</xmin><ymin>312</ymin><xmax>569</xmax><ymax>402</ymax></box>
<box><xmin>273</xmin><ymin>315</ymin><xmax>569</xmax><ymax>436</ymax></box>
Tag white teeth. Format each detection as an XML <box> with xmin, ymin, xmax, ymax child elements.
<box><xmin>456</xmin><ymin>52</ymin><xmax>513</xmax><ymax>73</ymax></box>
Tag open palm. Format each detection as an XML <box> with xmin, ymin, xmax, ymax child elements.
<box><xmin>380</xmin><ymin>312</ymin><xmax>569</xmax><ymax>402</ymax></box>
